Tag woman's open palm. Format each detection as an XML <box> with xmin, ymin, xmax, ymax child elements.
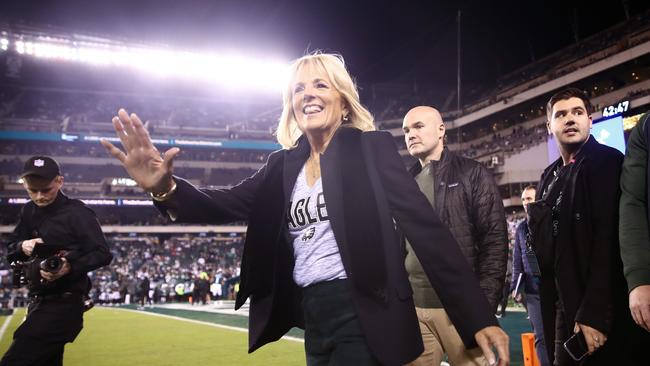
<box><xmin>100</xmin><ymin>109</ymin><xmax>180</xmax><ymax>193</ymax></box>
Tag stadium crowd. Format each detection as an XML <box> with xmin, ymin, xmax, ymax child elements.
<box><xmin>0</xmin><ymin>86</ymin><xmax>279</xmax><ymax>135</ymax></box>
<box><xmin>88</xmin><ymin>235</ymin><xmax>242</xmax><ymax>306</ymax></box>
<box><xmin>0</xmin><ymin>141</ymin><xmax>270</xmax><ymax>165</ymax></box>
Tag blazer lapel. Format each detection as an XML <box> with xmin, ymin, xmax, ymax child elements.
<box><xmin>283</xmin><ymin>136</ymin><xmax>310</xmax><ymax>201</ymax></box>
<box><xmin>321</xmin><ymin>128</ymin><xmax>388</xmax><ymax>299</ymax></box>
<box><xmin>320</xmin><ymin>130</ymin><xmax>347</xmax><ymax>254</ymax></box>
<box><xmin>554</xmin><ymin>152</ymin><xmax>586</xmax><ymax>268</ymax></box>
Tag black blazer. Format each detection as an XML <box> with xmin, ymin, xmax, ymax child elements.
<box><xmin>536</xmin><ymin>136</ymin><xmax>642</xmax><ymax>364</ymax></box>
<box><xmin>156</xmin><ymin>128</ymin><xmax>497</xmax><ymax>365</ymax></box>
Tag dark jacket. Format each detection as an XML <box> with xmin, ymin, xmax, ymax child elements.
<box><xmin>6</xmin><ymin>191</ymin><xmax>113</xmax><ymax>296</ymax></box>
<box><xmin>619</xmin><ymin>112</ymin><xmax>650</xmax><ymax>292</ymax></box>
<box><xmin>408</xmin><ymin>148</ymin><xmax>508</xmax><ymax>310</ymax></box>
<box><xmin>536</xmin><ymin>136</ymin><xmax>640</xmax><ymax>364</ymax></box>
<box><xmin>510</xmin><ymin>220</ymin><xmax>539</xmax><ymax>295</ymax></box>
<box><xmin>155</xmin><ymin>128</ymin><xmax>497</xmax><ymax>366</ymax></box>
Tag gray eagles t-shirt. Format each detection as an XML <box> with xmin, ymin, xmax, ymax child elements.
<box><xmin>287</xmin><ymin>166</ymin><xmax>347</xmax><ymax>287</ymax></box>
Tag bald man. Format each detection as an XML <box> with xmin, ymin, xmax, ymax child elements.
<box><xmin>402</xmin><ymin>106</ymin><xmax>508</xmax><ymax>366</ymax></box>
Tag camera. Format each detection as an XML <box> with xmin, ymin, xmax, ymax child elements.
<box><xmin>10</xmin><ymin>261</ymin><xmax>27</xmax><ymax>288</ymax></box>
<box><xmin>9</xmin><ymin>241</ymin><xmax>67</xmax><ymax>290</ymax></box>
<box><xmin>83</xmin><ymin>296</ymin><xmax>95</xmax><ymax>312</ymax></box>
<box><xmin>40</xmin><ymin>256</ymin><xmax>63</xmax><ymax>273</ymax></box>
<box><xmin>10</xmin><ymin>259</ymin><xmax>42</xmax><ymax>289</ymax></box>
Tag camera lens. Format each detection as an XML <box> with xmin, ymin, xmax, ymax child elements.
<box><xmin>40</xmin><ymin>256</ymin><xmax>63</xmax><ymax>273</ymax></box>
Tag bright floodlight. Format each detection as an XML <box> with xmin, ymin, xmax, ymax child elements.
<box><xmin>4</xmin><ymin>34</ymin><xmax>289</xmax><ymax>93</ymax></box>
<box><xmin>15</xmin><ymin>40</ymin><xmax>25</xmax><ymax>54</ymax></box>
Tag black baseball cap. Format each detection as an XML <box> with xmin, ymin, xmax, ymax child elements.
<box><xmin>21</xmin><ymin>156</ymin><xmax>61</xmax><ymax>180</ymax></box>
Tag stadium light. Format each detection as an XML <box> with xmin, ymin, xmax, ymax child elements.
<box><xmin>4</xmin><ymin>32</ymin><xmax>290</xmax><ymax>93</ymax></box>
<box><xmin>35</xmin><ymin>42</ymin><xmax>78</xmax><ymax>61</ymax></box>
<box><xmin>24</xmin><ymin>41</ymin><xmax>34</xmax><ymax>55</ymax></box>
<box><xmin>15</xmin><ymin>40</ymin><xmax>24</xmax><ymax>54</ymax></box>
<box><xmin>78</xmin><ymin>46</ymin><xmax>115</xmax><ymax>65</ymax></box>
<box><xmin>111</xmin><ymin>178</ymin><xmax>138</xmax><ymax>187</ymax></box>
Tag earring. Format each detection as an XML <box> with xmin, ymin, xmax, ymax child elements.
<box><xmin>342</xmin><ymin>114</ymin><xmax>350</xmax><ymax>122</ymax></box>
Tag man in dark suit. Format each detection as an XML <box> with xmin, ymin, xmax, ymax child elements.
<box><xmin>533</xmin><ymin>88</ymin><xmax>642</xmax><ymax>365</ymax></box>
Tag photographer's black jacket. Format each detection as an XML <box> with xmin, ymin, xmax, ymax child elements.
<box><xmin>5</xmin><ymin>191</ymin><xmax>113</xmax><ymax>295</ymax></box>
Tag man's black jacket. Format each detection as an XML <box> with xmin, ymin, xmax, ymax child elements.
<box><xmin>409</xmin><ymin>148</ymin><xmax>508</xmax><ymax>311</ymax></box>
<box><xmin>6</xmin><ymin>192</ymin><xmax>113</xmax><ymax>296</ymax></box>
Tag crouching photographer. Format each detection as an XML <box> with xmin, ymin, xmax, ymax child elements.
<box><xmin>1</xmin><ymin>156</ymin><xmax>113</xmax><ymax>366</ymax></box>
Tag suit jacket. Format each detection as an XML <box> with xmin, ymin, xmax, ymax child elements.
<box><xmin>536</xmin><ymin>136</ymin><xmax>637</xmax><ymax>364</ymax></box>
<box><xmin>156</xmin><ymin>127</ymin><xmax>497</xmax><ymax>365</ymax></box>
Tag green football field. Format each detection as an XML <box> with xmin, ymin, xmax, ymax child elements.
<box><xmin>0</xmin><ymin>306</ymin><xmax>531</xmax><ymax>365</ymax></box>
<box><xmin>0</xmin><ymin>307</ymin><xmax>306</xmax><ymax>366</ymax></box>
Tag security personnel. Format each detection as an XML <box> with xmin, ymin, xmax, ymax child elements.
<box><xmin>1</xmin><ymin>156</ymin><xmax>113</xmax><ymax>366</ymax></box>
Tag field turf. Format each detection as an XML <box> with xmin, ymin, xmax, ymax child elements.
<box><xmin>0</xmin><ymin>307</ymin><xmax>305</xmax><ymax>366</ymax></box>
<box><xmin>0</xmin><ymin>306</ymin><xmax>531</xmax><ymax>365</ymax></box>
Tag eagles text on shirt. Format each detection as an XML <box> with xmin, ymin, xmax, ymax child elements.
<box><xmin>286</xmin><ymin>192</ymin><xmax>329</xmax><ymax>230</ymax></box>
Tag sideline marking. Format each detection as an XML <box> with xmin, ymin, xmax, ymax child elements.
<box><xmin>112</xmin><ymin>307</ymin><xmax>304</xmax><ymax>343</ymax></box>
<box><xmin>0</xmin><ymin>313</ymin><xmax>14</xmax><ymax>343</ymax></box>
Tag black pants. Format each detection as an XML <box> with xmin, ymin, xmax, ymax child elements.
<box><xmin>0</xmin><ymin>336</ymin><xmax>65</xmax><ymax>366</ymax></box>
<box><xmin>0</xmin><ymin>295</ymin><xmax>84</xmax><ymax>366</ymax></box>
<box><xmin>302</xmin><ymin>279</ymin><xmax>380</xmax><ymax>366</ymax></box>
<box><xmin>552</xmin><ymin>300</ymin><xmax>574</xmax><ymax>366</ymax></box>
<box><xmin>496</xmin><ymin>277</ymin><xmax>510</xmax><ymax>316</ymax></box>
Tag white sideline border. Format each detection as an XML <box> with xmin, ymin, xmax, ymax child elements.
<box><xmin>112</xmin><ymin>307</ymin><xmax>304</xmax><ymax>343</ymax></box>
<box><xmin>0</xmin><ymin>314</ymin><xmax>14</xmax><ymax>343</ymax></box>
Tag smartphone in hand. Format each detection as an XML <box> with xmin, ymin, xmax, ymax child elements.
<box><xmin>563</xmin><ymin>332</ymin><xmax>589</xmax><ymax>361</ymax></box>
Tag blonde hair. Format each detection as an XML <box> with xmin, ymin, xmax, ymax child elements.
<box><xmin>276</xmin><ymin>52</ymin><xmax>375</xmax><ymax>149</ymax></box>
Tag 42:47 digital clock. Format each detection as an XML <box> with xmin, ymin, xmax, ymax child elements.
<box><xmin>602</xmin><ymin>100</ymin><xmax>630</xmax><ymax>117</ymax></box>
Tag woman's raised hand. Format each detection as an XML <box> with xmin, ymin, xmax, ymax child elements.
<box><xmin>100</xmin><ymin>109</ymin><xmax>180</xmax><ymax>193</ymax></box>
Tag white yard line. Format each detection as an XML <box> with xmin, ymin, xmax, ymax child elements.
<box><xmin>0</xmin><ymin>314</ymin><xmax>14</xmax><ymax>343</ymax></box>
<box><xmin>112</xmin><ymin>307</ymin><xmax>304</xmax><ymax>343</ymax></box>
